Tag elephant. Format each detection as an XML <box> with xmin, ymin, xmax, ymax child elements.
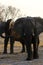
<box><xmin>0</xmin><ymin>19</ymin><xmax>15</xmax><ymax>54</ymax></box>
<box><xmin>9</xmin><ymin>17</ymin><xmax>39</xmax><ymax>60</ymax></box>
<box><xmin>20</xmin><ymin>16</ymin><xmax>43</xmax><ymax>54</ymax></box>
<box><xmin>3</xmin><ymin>19</ymin><xmax>14</xmax><ymax>54</ymax></box>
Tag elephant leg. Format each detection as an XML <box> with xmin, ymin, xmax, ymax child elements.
<box><xmin>20</xmin><ymin>40</ymin><xmax>25</xmax><ymax>53</ymax></box>
<box><xmin>10</xmin><ymin>37</ymin><xmax>14</xmax><ymax>54</ymax></box>
<box><xmin>21</xmin><ymin>43</ymin><xmax>25</xmax><ymax>52</ymax></box>
<box><xmin>25</xmin><ymin>37</ymin><xmax>32</xmax><ymax>60</ymax></box>
<box><xmin>26</xmin><ymin>43</ymin><xmax>32</xmax><ymax>60</ymax></box>
<box><xmin>33</xmin><ymin>42</ymin><xmax>39</xmax><ymax>59</ymax></box>
<box><xmin>37</xmin><ymin>36</ymin><xmax>39</xmax><ymax>46</ymax></box>
<box><xmin>3</xmin><ymin>36</ymin><xmax>9</xmax><ymax>54</ymax></box>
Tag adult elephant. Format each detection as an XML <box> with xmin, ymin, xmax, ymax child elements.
<box><xmin>0</xmin><ymin>19</ymin><xmax>15</xmax><ymax>54</ymax></box>
<box><xmin>9</xmin><ymin>17</ymin><xmax>39</xmax><ymax>60</ymax></box>
<box><xmin>3</xmin><ymin>19</ymin><xmax>14</xmax><ymax>54</ymax></box>
<box><xmin>4</xmin><ymin>16</ymin><xmax>43</xmax><ymax>56</ymax></box>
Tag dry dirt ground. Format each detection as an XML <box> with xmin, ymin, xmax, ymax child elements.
<box><xmin>0</xmin><ymin>33</ymin><xmax>43</xmax><ymax>65</ymax></box>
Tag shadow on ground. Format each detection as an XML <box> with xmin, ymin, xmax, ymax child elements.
<box><xmin>0</xmin><ymin>46</ymin><xmax>43</xmax><ymax>65</ymax></box>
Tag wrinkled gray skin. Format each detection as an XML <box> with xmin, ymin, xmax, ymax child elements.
<box><xmin>30</xmin><ymin>17</ymin><xmax>43</xmax><ymax>35</ymax></box>
<box><xmin>10</xmin><ymin>17</ymin><xmax>40</xmax><ymax>60</ymax></box>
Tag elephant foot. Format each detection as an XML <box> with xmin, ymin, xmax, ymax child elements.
<box><xmin>3</xmin><ymin>52</ymin><xmax>7</xmax><ymax>54</ymax></box>
<box><xmin>33</xmin><ymin>55</ymin><xmax>39</xmax><ymax>59</ymax></box>
<box><xmin>26</xmin><ymin>55</ymin><xmax>33</xmax><ymax>61</ymax></box>
<box><xmin>33</xmin><ymin>53</ymin><xmax>39</xmax><ymax>59</ymax></box>
<box><xmin>10</xmin><ymin>51</ymin><xmax>14</xmax><ymax>54</ymax></box>
<box><xmin>21</xmin><ymin>50</ymin><xmax>25</xmax><ymax>53</ymax></box>
<box><xmin>26</xmin><ymin>57</ymin><xmax>33</xmax><ymax>61</ymax></box>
